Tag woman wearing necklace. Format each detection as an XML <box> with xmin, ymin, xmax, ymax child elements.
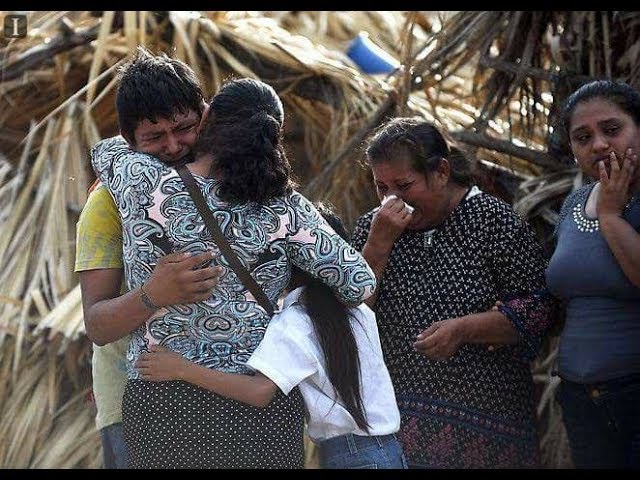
<box><xmin>351</xmin><ymin>117</ymin><xmax>557</xmax><ymax>468</ymax></box>
<box><xmin>546</xmin><ymin>80</ymin><xmax>640</xmax><ymax>469</ymax></box>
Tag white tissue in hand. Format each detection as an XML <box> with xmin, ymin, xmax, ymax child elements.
<box><xmin>381</xmin><ymin>194</ymin><xmax>414</xmax><ymax>213</ymax></box>
<box><xmin>381</xmin><ymin>194</ymin><xmax>398</xmax><ymax>206</ymax></box>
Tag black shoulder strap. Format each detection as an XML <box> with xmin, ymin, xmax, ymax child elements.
<box><xmin>176</xmin><ymin>165</ymin><xmax>275</xmax><ymax>316</ymax></box>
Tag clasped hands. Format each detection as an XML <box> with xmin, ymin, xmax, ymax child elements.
<box><xmin>414</xmin><ymin>316</ymin><xmax>467</xmax><ymax>361</ymax></box>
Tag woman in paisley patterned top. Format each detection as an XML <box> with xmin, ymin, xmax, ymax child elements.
<box><xmin>91</xmin><ymin>78</ymin><xmax>376</xmax><ymax>468</ymax></box>
<box><xmin>351</xmin><ymin>117</ymin><xmax>556</xmax><ymax>468</ymax></box>
<box><xmin>546</xmin><ymin>80</ymin><xmax>640</xmax><ymax>469</ymax></box>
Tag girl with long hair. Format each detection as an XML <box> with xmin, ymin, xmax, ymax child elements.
<box><xmin>136</xmin><ymin>203</ymin><xmax>406</xmax><ymax>469</ymax></box>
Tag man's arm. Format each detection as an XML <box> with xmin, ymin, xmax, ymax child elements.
<box><xmin>82</xmin><ymin>252</ymin><xmax>223</xmax><ymax>346</ymax></box>
<box><xmin>77</xmin><ymin>183</ymin><xmax>223</xmax><ymax>346</ymax></box>
<box><xmin>80</xmin><ymin>268</ymin><xmax>130</xmax><ymax>343</ymax></box>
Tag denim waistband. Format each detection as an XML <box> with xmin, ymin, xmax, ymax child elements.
<box><xmin>320</xmin><ymin>433</ymin><xmax>397</xmax><ymax>457</ymax></box>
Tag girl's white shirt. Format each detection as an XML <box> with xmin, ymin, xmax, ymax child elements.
<box><xmin>247</xmin><ymin>287</ymin><xmax>401</xmax><ymax>443</ymax></box>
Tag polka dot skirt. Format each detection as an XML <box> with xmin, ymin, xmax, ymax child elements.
<box><xmin>122</xmin><ymin>379</ymin><xmax>305</xmax><ymax>469</ymax></box>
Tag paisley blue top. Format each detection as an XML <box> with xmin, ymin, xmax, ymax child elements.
<box><xmin>91</xmin><ymin>136</ymin><xmax>376</xmax><ymax>379</ymax></box>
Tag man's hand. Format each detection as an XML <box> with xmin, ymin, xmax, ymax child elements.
<box><xmin>144</xmin><ymin>251</ymin><xmax>224</xmax><ymax>307</ymax></box>
<box><xmin>136</xmin><ymin>344</ymin><xmax>188</xmax><ymax>382</ymax></box>
<box><xmin>414</xmin><ymin>317</ymin><xmax>468</xmax><ymax>361</ymax></box>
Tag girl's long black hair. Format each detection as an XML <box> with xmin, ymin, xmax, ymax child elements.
<box><xmin>290</xmin><ymin>203</ymin><xmax>370</xmax><ymax>432</ymax></box>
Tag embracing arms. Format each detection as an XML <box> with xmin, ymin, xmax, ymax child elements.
<box><xmin>81</xmin><ymin>252</ymin><xmax>222</xmax><ymax>345</ymax></box>
<box><xmin>286</xmin><ymin>193</ymin><xmax>377</xmax><ymax>307</ymax></box>
<box><xmin>135</xmin><ymin>308</ymin><xmax>315</xmax><ymax>409</ymax></box>
<box><xmin>80</xmin><ymin>138</ymin><xmax>222</xmax><ymax>345</ymax></box>
<box><xmin>135</xmin><ymin>345</ymin><xmax>278</xmax><ymax>407</ymax></box>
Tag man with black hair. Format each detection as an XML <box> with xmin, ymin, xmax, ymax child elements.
<box><xmin>75</xmin><ymin>47</ymin><xmax>221</xmax><ymax>469</ymax></box>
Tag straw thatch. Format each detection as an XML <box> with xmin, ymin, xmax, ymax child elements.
<box><xmin>1</xmin><ymin>10</ymin><xmax>638</xmax><ymax>468</ymax></box>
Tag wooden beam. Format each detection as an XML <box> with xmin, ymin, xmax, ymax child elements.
<box><xmin>451</xmin><ymin>130</ymin><xmax>562</xmax><ymax>172</ymax></box>
<box><xmin>1</xmin><ymin>24</ymin><xmax>99</xmax><ymax>83</ymax></box>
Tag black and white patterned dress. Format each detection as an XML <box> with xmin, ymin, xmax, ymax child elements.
<box><xmin>352</xmin><ymin>190</ymin><xmax>555</xmax><ymax>469</ymax></box>
<box><xmin>91</xmin><ymin>137</ymin><xmax>377</xmax><ymax>468</ymax></box>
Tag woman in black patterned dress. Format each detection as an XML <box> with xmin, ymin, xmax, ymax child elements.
<box><xmin>351</xmin><ymin>118</ymin><xmax>557</xmax><ymax>468</ymax></box>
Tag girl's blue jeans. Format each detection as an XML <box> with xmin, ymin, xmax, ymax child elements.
<box><xmin>557</xmin><ymin>373</ymin><xmax>640</xmax><ymax>469</ymax></box>
<box><xmin>319</xmin><ymin>432</ymin><xmax>407</xmax><ymax>469</ymax></box>
<box><xmin>100</xmin><ymin>422</ymin><xmax>128</xmax><ymax>469</ymax></box>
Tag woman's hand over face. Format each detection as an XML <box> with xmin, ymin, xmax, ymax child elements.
<box><xmin>598</xmin><ymin>148</ymin><xmax>637</xmax><ymax>217</ymax></box>
<box><xmin>368</xmin><ymin>196</ymin><xmax>413</xmax><ymax>252</ymax></box>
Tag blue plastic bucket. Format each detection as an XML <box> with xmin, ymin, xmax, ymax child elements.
<box><xmin>346</xmin><ymin>32</ymin><xmax>399</xmax><ymax>74</ymax></box>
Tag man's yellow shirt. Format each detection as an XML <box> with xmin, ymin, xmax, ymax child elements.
<box><xmin>75</xmin><ymin>184</ymin><xmax>129</xmax><ymax>431</ymax></box>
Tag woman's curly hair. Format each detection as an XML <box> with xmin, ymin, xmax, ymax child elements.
<box><xmin>194</xmin><ymin>78</ymin><xmax>296</xmax><ymax>204</ymax></box>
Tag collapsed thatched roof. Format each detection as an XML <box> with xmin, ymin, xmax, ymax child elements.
<box><xmin>4</xmin><ymin>11</ymin><xmax>637</xmax><ymax>219</ymax></box>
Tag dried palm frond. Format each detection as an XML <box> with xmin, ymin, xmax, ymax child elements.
<box><xmin>0</xmin><ymin>89</ymin><xmax>93</xmax><ymax>467</ymax></box>
<box><xmin>0</xmin><ymin>334</ymin><xmax>98</xmax><ymax>468</ymax></box>
<box><xmin>531</xmin><ymin>336</ymin><xmax>574</xmax><ymax>469</ymax></box>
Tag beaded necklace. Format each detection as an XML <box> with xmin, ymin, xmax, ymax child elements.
<box><xmin>572</xmin><ymin>186</ymin><xmax>639</xmax><ymax>233</ymax></box>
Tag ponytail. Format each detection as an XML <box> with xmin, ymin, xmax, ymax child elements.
<box><xmin>193</xmin><ymin>78</ymin><xmax>296</xmax><ymax>204</ymax></box>
<box><xmin>291</xmin><ymin>203</ymin><xmax>370</xmax><ymax>432</ymax></box>
<box><xmin>299</xmin><ymin>277</ymin><xmax>370</xmax><ymax>433</ymax></box>
<box><xmin>209</xmin><ymin>112</ymin><xmax>294</xmax><ymax>204</ymax></box>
